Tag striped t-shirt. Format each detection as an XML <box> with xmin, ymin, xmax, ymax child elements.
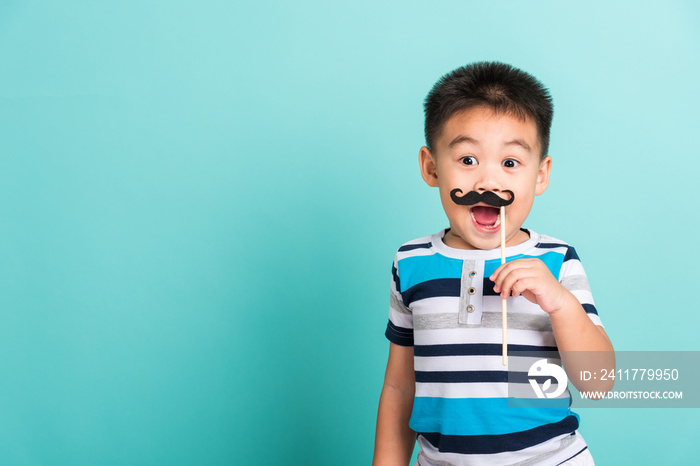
<box><xmin>385</xmin><ymin>229</ymin><xmax>603</xmax><ymax>466</ymax></box>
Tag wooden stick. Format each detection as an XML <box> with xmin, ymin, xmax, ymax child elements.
<box><xmin>500</xmin><ymin>206</ymin><xmax>507</xmax><ymax>366</ymax></box>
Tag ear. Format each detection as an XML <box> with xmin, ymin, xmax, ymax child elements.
<box><xmin>419</xmin><ymin>146</ymin><xmax>439</xmax><ymax>187</ymax></box>
<box><xmin>535</xmin><ymin>156</ymin><xmax>552</xmax><ymax>196</ymax></box>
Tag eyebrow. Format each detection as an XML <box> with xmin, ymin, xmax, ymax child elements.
<box><xmin>504</xmin><ymin>139</ymin><xmax>532</xmax><ymax>152</ymax></box>
<box><xmin>448</xmin><ymin>135</ymin><xmax>479</xmax><ymax>148</ymax></box>
<box><xmin>448</xmin><ymin>136</ymin><xmax>533</xmax><ymax>152</ymax></box>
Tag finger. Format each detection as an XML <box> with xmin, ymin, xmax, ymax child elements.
<box><xmin>498</xmin><ymin>267</ymin><xmax>534</xmax><ymax>299</ymax></box>
<box><xmin>511</xmin><ymin>277</ymin><xmax>536</xmax><ymax>298</ymax></box>
<box><xmin>490</xmin><ymin>260</ymin><xmax>520</xmax><ymax>284</ymax></box>
<box><xmin>491</xmin><ymin>260</ymin><xmax>531</xmax><ymax>291</ymax></box>
<box><xmin>489</xmin><ymin>263</ymin><xmax>505</xmax><ymax>282</ymax></box>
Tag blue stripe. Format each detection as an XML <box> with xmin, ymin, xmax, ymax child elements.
<box><xmin>385</xmin><ymin>320</ymin><xmax>413</xmax><ymax>346</ymax></box>
<box><xmin>398</xmin><ymin>242</ymin><xmax>432</xmax><ymax>252</ymax></box>
<box><xmin>484</xmin><ymin>251</ymin><xmax>565</xmax><ymax>279</ymax></box>
<box><xmin>410</xmin><ymin>397</ymin><xmax>573</xmax><ymax>436</ymax></box>
<box><xmin>397</xmin><ymin>254</ymin><xmax>463</xmax><ymax>292</ymax></box>
<box><xmin>418</xmin><ymin>416</ymin><xmax>579</xmax><ymax>455</ymax></box>
<box><xmin>537</xmin><ymin>243</ymin><xmax>581</xmax><ymax>265</ymax></box>
<box><xmin>508</xmin><ymin>396</ymin><xmax>573</xmax><ymax>409</ymax></box>
<box><xmin>402</xmin><ymin>278</ymin><xmax>460</xmax><ymax>306</ymax></box>
<box><xmin>414</xmin><ymin>343</ymin><xmax>559</xmax><ymax>357</ymax></box>
<box><xmin>582</xmin><ymin>303</ymin><xmax>598</xmax><ymax>316</ymax></box>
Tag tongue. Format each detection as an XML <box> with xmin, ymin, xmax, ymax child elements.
<box><xmin>472</xmin><ymin>206</ymin><xmax>500</xmax><ymax>226</ymax></box>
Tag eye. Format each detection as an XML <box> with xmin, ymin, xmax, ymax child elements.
<box><xmin>502</xmin><ymin>158</ymin><xmax>520</xmax><ymax>168</ymax></box>
<box><xmin>460</xmin><ymin>156</ymin><xmax>478</xmax><ymax>166</ymax></box>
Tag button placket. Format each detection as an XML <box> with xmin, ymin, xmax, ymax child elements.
<box><xmin>458</xmin><ymin>260</ymin><xmax>478</xmax><ymax>324</ymax></box>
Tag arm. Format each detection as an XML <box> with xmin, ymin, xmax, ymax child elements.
<box><xmin>547</xmin><ymin>293</ymin><xmax>615</xmax><ymax>394</ymax></box>
<box><xmin>373</xmin><ymin>342</ymin><xmax>416</xmax><ymax>466</ymax></box>
<box><xmin>490</xmin><ymin>258</ymin><xmax>614</xmax><ymax>393</ymax></box>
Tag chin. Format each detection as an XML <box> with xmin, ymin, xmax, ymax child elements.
<box><xmin>469</xmin><ymin>230</ymin><xmax>506</xmax><ymax>250</ymax></box>
<box><xmin>476</xmin><ymin>240</ymin><xmax>502</xmax><ymax>251</ymax></box>
<box><xmin>449</xmin><ymin>230</ymin><xmax>501</xmax><ymax>250</ymax></box>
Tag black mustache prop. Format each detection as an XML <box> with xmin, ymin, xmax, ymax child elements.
<box><xmin>450</xmin><ymin>189</ymin><xmax>515</xmax><ymax>207</ymax></box>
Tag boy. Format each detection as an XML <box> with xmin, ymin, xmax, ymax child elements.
<box><xmin>373</xmin><ymin>62</ymin><xmax>613</xmax><ymax>466</ymax></box>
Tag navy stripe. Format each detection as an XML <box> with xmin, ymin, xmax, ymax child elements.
<box><xmin>415</xmin><ymin>343</ymin><xmax>559</xmax><ymax>357</ymax></box>
<box><xmin>415</xmin><ymin>371</ymin><xmax>557</xmax><ymax>385</ymax></box>
<box><xmin>391</xmin><ymin>263</ymin><xmax>401</xmax><ymax>296</ymax></box>
<box><xmin>535</xmin><ymin>242</ymin><xmax>567</xmax><ymax>250</ymax></box>
<box><xmin>582</xmin><ymin>303</ymin><xmax>598</xmax><ymax>316</ymax></box>
<box><xmin>403</xmin><ymin>278</ymin><xmax>460</xmax><ymax>306</ymax></box>
<box><xmin>419</xmin><ymin>416</ymin><xmax>579</xmax><ymax>455</ymax></box>
<box><xmin>482</xmin><ymin>276</ymin><xmax>498</xmax><ymax>296</ymax></box>
<box><xmin>398</xmin><ymin>242</ymin><xmax>432</xmax><ymax>252</ymax></box>
<box><xmin>538</xmin><ymin>242</ymin><xmax>579</xmax><ymax>262</ymax></box>
<box><xmin>385</xmin><ymin>320</ymin><xmax>413</xmax><ymax>346</ymax></box>
<box><xmin>563</xmin><ymin>246</ymin><xmax>579</xmax><ymax>262</ymax></box>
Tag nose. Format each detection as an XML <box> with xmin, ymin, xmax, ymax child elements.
<box><xmin>473</xmin><ymin>162</ymin><xmax>503</xmax><ymax>193</ymax></box>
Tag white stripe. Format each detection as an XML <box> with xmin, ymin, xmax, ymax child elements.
<box><xmin>586</xmin><ymin>314</ymin><xmax>603</xmax><ymax>327</ymax></box>
<box><xmin>416</xmin><ymin>381</ymin><xmax>510</xmax><ymax>398</ymax></box>
<box><xmin>482</xmin><ymin>296</ymin><xmax>547</xmax><ymax>314</ymax></box>
<box><xmin>414</xmin><ymin>354</ymin><xmax>554</xmax><ymax>372</ymax></box>
<box><xmin>415</xmin><ymin>327</ymin><xmax>557</xmax><ymax>347</ymax></box>
<box><xmin>415</xmin><ymin>381</ymin><xmax>571</xmax><ymax>400</ymax></box>
<box><xmin>538</xmin><ymin>234</ymin><xmax>568</xmax><ymax>246</ymax></box>
<box><xmin>559</xmin><ymin>258</ymin><xmax>585</xmax><ymax>280</ymax></box>
<box><xmin>415</xmin><ymin>354</ymin><xmax>509</xmax><ymax>372</ymax></box>
<box><xmin>570</xmin><ymin>289</ymin><xmax>594</xmax><ymax>306</ymax></box>
<box><xmin>389</xmin><ymin>307</ymin><xmax>413</xmax><ymax>329</ymax></box>
<box><xmin>401</xmin><ymin>235</ymin><xmax>433</xmax><ymax>246</ymax></box>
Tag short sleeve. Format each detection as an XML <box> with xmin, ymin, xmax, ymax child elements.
<box><xmin>558</xmin><ymin>246</ymin><xmax>603</xmax><ymax>328</ymax></box>
<box><xmin>385</xmin><ymin>254</ymin><xmax>414</xmax><ymax>346</ymax></box>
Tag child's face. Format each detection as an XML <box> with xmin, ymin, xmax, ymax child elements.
<box><xmin>419</xmin><ymin>106</ymin><xmax>551</xmax><ymax>250</ymax></box>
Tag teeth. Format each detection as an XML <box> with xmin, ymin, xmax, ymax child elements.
<box><xmin>484</xmin><ymin>216</ymin><xmax>500</xmax><ymax>229</ymax></box>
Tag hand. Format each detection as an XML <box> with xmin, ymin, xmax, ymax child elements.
<box><xmin>489</xmin><ymin>258</ymin><xmax>572</xmax><ymax>315</ymax></box>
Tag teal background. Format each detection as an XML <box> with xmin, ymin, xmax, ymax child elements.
<box><xmin>1</xmin><ymin>1</ymin><xmax>698</xmax><ymax>464</ymax></box>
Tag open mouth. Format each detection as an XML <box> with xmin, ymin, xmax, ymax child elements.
<box><xmin>470</xmin><ymin>206</ymin><xmax>501</xmax><ymax>231</ymax></box>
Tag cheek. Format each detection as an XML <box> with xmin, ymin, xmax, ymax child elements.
<box><xmin>510</xmin><ymin>196</ymin><xmax>535</xmax><ymax>222</ymax></box>
<box><xmin>438</xmin><ymin>185</ymin><xmax>456</xmax><ymax>205</ymax></box>
<box><xmin>439</xmin><ymin>192</ymin><xmax>457</xmax><ymax>214</ymax></box>
<box><xmin>438</xmin><ymin>189</ymin><xmax>465</xmax><ymax>219</ymax></box>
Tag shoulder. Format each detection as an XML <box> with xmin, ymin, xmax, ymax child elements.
<box><xmin>391</xmin><ymin>231</ymin><xmax>448</xmax><ymax>284</ymax></box>
<box><xmin>531</xmin><ymin>231</ymin><xmax>571</xmax><ymax>248</ymax></box>
<box><xmin>527</xmin><ymin>231</ymin><xmax>580</xmax><ymax>262</ymax></box>
<box><xmin>393</xmin><ymin>231</ymin><xmax>441</xmax><ymax>259</ymax></box>
<box><xmin>396</xmin><ymin>233</ymin><xmax>435</xmax><ymax>251</ymax></box>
